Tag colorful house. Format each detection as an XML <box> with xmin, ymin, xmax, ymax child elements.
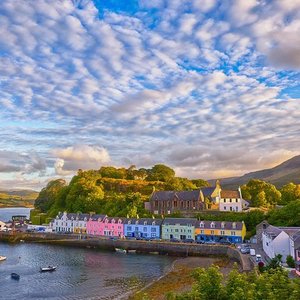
<box><xmin>123</xmin><ymin>218</ymin><xmax>163</xmax><ymax>239</ymax></box>
<box><xmin>98</xmin><ymin>217</ymin><xmax>125</xmax><ymax>237</ymax></box>
<box><xmin>51</xmin><ymin>212</ymin><xmax>89</xmax><ymax>234</ymax></box>
<box><xmin>162</xmin><ymin>218</ymin><xmax>197</xmax><ymax>241</ymax></box>
<box><xmin>86</xmin><ymin>214</ymin><xmax>107</xmax><ymax>235</ymax></box>
<box><xmin>195</xmin><ymin>220</ymin><xmax>246</xmax><ymax>243</ymax></box>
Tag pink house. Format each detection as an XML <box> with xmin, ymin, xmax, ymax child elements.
<box><xmin>86</xmin><ymin>214</ymin><xmax>107</xmax><ymax>236</ymax></box>
<box><xmin>87</xmin><ymin>215</ymin><xmax>124</xmax><ymax>237</ymax></box>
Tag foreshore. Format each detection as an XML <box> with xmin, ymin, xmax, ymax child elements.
<box><xmin>128</xmin><ymin>256</ymin><xmax>235</xmax><ymax>300</ymax></box>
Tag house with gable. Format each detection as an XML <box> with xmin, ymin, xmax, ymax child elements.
<box><xmin>289</xmin><ymin>231</ymin><xmax>300</xmax><ymax>275</ymax></box>
<box><xmin>100</xmin><ymin>217</ymin><xmax>125</xmax><ymax>237</ymax></box>
<box><xmin>86</xmin><ymin>214</ymin><xmax>107</xmax><ymax>235</ymax></box>
<box><xmin>161</xmin><ymin>218</ymin><xmax>197</xmax><ymax>241</ymax></box>
<box><xmin>262</xmin><ymin>225</ymin><xmax>300</xmax><ymax>262</ymax></box>
<box><xmin>124</xmin><ymin>218</ymin><xmax>163</xmax><ymax>239</ymax></box>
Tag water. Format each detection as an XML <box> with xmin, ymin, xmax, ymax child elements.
<box><xmin>0</xmin><ymin>207</ymin><xmax>31</xmax><ymax>222</ymax></box>
<box><xmin>0</xmin><ymin>243</ymin><xmax>174</xmax><ymax>299</ymax></box>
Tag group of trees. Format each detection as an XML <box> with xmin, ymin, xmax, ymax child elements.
<box><xmin>167</xmin><ymin>265</ymin><xmax>300</xmax><ymax>300</ymax></box>
<box><xmin>34</xmin><ymin>164</ymin><xmax>209</xmax><ymax>218</ymax></box>
<box><xmin>241</xmin><ymin>179</ymin><xmax>300</xmax><ymax>208</ymax></box>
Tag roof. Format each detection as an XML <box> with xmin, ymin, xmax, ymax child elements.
<box><xmin>57</xmin><ymin>212</ymin><xmax>90</xmax><ymax>221</ymax></box>
<box><xmin>264</xmin><ymin>225</ymin><xmax>284</xmax><ymax>239</ymax></box>
<box><xmin>124</xmin><ymin>218</ymin><xmax>163</xmax><ymax>226</ymax></box>
<box><xmin>89</xmin><ymin>214</ymin><xmax>107</xmax><ymax>221</ymax></box>
<box><xmin>162</xmin><ymin>218</ymin><xmax>197</xmax><ymax>226</ymax></box>
<box><xmin>103</xmin><ymin>216</ymin><xmax>126</xmax><ymax>223</ymax></box>
<box><xmin>195</xmin><ymin>220</ymin><xmax>244</xmax><ymax>230</ymax></box>
<box><xmin>201</xmin><ymin>187</ymin><xmax>216</xmax><ymax>197</ymax></box>
<box><xmin>150</xmin><ymin>190</ymin><xmax>201</xmax><ymax>201</ymax></box>
<box><xmin>220</xmin><ymin>190</ymin><xmax>240</xmax><ymax>198</ymax></box>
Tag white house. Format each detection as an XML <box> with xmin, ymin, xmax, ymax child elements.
<box><xmin>0</xmin><ymin>220</ymin><xmax>7</xmax><ymax>231</ymax></box>
<box><xmin>218</xmin><ymin>188</ymin><xmax>248</xmax><ymax>212</ymax></box>
<box><xmin>289</xmin><ymin>231</ymin><xmax>300</xmax><ymax>275</ymax></box>
<box><xmin>262</xmin><ymin>225</ymin><xmax>300</xmax><ymax>262</ymax></box>
<box><xmin>51</xmin><ymin>212</ymin><xmax>89</xmax><ymax>234</ymax></box>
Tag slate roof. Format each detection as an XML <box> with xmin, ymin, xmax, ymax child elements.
<box><xmin>220</xmin><ymin>190</ymin><xmax>240</xmax><ymax>198</ymax></box>
<box><xmin>195</xmin><ymin>220</ymin><xmax>244</xmax><ymax>230</ymax></box>
<box><xmin>291</xmin><ymin>231</ymin><xmax>300</xmax><ymax>249</ymax></box>
<box><xmin>264</xmin><ymin>225</ymin><xmax>284</xmax><ymax>239</ymax></box>
<box><xmin>124</xmin><ymin>218</ymin><xmax>163</xmax><ymax>226</ymax></box>
<box><xmin>57</xmin><ymin>212</ymin><xmax>90</xmax><ymax>221</ymax></box>
<box><xmin>162</xmin><ymin>218</ymin><xmax>197</xmax><ymax>226</ymax></box>
<box><xmin>201</xmin><ymin>187</ymin><xmax>216</xmax><ymax>197</ymax></box>
<box><xmin>103</xmin><ymin>216</ymin><xmax>126</xmax><ymax>223</ymax></box>
<box><xmin>89</xmin><ymin>214</ymin><xmax>107</xmax><ymax>221</ymax></box>
<box><xmin>150</xmin><ymin>190</ymin><xmax>201</xmax><ymax>201</ymax></box>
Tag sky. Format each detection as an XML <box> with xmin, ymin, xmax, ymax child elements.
<box><xmin>0</xmin><ymin>0</ymin><xmax>300</xmax><ymax>190</ymax></box>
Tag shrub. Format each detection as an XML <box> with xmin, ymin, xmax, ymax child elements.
<box><xmin>286</xmin><ymin>255</ymin><xmax>295</xmax><ymax>268</ymax></box>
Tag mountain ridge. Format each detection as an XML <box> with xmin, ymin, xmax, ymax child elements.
<box><xmin>209</xmin><ymin>155</ymin><xmax>300</xmax><ymax>189</ymax></box>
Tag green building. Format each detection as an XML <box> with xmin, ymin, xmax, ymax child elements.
<box><xmin>162</xmin><ymin>218</ymin><xmax>197</xmax><ymax>241</ymax></box>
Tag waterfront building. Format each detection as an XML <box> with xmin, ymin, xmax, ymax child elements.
<box><xmin>123</xmin><ymin>218</ymin><xmax>163</xmax><ymax>239</ymax></box>
<box><xmin>161</xmin><ymin>218</ymin><xmax>197</xmax><ymax>241</ymax></box>
<box><xmin>51</xmin><ymin>212</ymin><xmax>89</xmax><ymax>233</ymax></box>
<box><xmin>195</xmin><ymin>220</ymin><xmax>246</xmax><ymax>243</ymax></box>
<box><xmin>218</xmin><ymin>188</ymin><xmax>249</xmax><ymax>212</ymax></box>
<box><xmin>86</xmin><ymin>214</ymin><xmax>107</xmax><ymax>235</ymax></box>
<box><xmin>262</xmin><ymin>225</ymin><xmax>300</xmax><ymax>262</ymax></box>
<box><xmin>0</xmin><ymin>220</ymin><xmax>7</xmax><ymax>231</ymax></box>
<box><xmin>97</xmin><ymin>217</ymin><xmax>125</xmax><ymax>237</ymax></box>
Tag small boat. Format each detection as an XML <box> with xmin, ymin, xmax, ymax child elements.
<box><xmin>40</xmin><ymin>266</ymin><xmax>57</xmax><ymax>272</ymax></box>
<box><xmin>11</xmin><ymin>273</ymin><xmax>20</xmax><ymax>280</ymax></box>
<box><xmin>115</xmin><ymin>248</ymin><xmax>127</xmax><ymax>254</ymax></box>
<box><xmin>127</xmin><ymin>249</ymin><xmax>137</xmax><ymax>254</ymax></box>
<box><xmin>20</xmin><ymin>240</ymin><xmax>25</xmax><ymax>243</ymax></box>
<box><xmin>0</xmin><ymin>256</ymin><xmax>7</xmax><ymax>262</ymax></box>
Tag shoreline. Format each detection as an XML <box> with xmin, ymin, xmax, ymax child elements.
<box><xmin>129</xmin><ymin>256</ymin><xmax>235</xmax><ymax>300</ymax></box>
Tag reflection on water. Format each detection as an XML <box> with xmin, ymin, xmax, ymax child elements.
<box><xmin>0</xmin><ymin>243</ymin><xmax>174</xmax><ymax>300</ymax></box>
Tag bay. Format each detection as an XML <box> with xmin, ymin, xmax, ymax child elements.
<box><xmin>0</xmin><ymin>207</ymin><xmax>31</xmax><ymax>222</ymax></box>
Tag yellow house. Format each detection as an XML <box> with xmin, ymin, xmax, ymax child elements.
<box><xmin>195</xmin><ymin>220</ymin><xmax>246</xmax><ymax>243</ymax></box>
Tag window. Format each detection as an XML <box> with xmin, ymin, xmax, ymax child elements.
<box><xmin>175</xmin><ymin>229</ymin><xmax>178</xmax><ymax>232</ymax></box>
<box><xmin>210</xmin><ymin>222</ymin><xmax>215</xmax><ymax>228</ymax></box>
<box><xmin>144</xmin><ymin>221</ymin><xmax>147</xmax><ymax>226</ymax></box>
<box><xmin>151</xmin><ymin>228</ymin><xmax>156</xmax><ymax>232</ymax></box>
<box><xmin>200</xmin><ymin>222</ymin><xmax>204</xmax><ymax>228</ymax></box>
<box><xmin>200</xmin><ymin>230</ymin><xmax>204</xmax><ymax>234</ymax></box>
<box><xmin>211</xmin><ymin>230</ymin><xmax>214</xmax><ymax>235</ymax></box>
<box><xmin>128</xmin><ymin>221</ymin><xmax>131</xmax><ymax>225</ymax></box>
<box><xmin>232</xmin><ymin>222</ymin><xmax>236</xmax><ymax>229</ymax></box>
<box><xmin>152</xmin><ymin>221</ymin><xmax>156</xmax><ymax>226</ymax></box>
<box><xmin>221</xmin><ymin>222</ymin><xmax>225</xmax><ymax>228</ymax></box>
<box><xmin>221</xmin><ymin>230</ymin><xmax>225</xmax><ymax>235</ymax></box>
<box><xmin>231</xmin><ymin>231</ymin><xmax>236</xmax><ymax>236</ymax></box>
<box><xmin>143</xmin><ymin>227</ymin><xmax>147</xmax><ymax>232</ymax></box>
<box><xmin>230</xmin><ymin>199</ymin><xmax>232</xmax><ymax>203</ymax></box>
<box><xmin>224</xmin><ymin>199</ymin><xmax>226</xmax><ymax>203</ymax></box>
<box><xmin>135</xmin><ymin>227</ymin><xmax>139</xmax><ymax>231</ymax></box>
<box><xmin>127</xmin><ymin>226</ymin><xmax>132</xmax><ymax>231</ymax></box>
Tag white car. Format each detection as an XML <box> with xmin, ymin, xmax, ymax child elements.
<box><xmin>256</xmin><ymin>254</ymin><xmax>262</xmax><ymax>262</ymax></box>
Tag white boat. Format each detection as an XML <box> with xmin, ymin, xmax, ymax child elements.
<box><xmin>127</xmin><ymin>249</ymin><xmax>137</xmax><ymax>253</ymax></box>
<box><xmin>40</xmin><ymin>266</ymin><xmax>57</xmax><ymax>272</ymax></box>
<box><xmin>0</xmin><ymin>256</ymin><xmax>7</xmax><ymax>262</ymax></box>
<box><xmin>115</xmin><ymin>248</ymin><xmax>127</xmax><ymax>254</ymax></box>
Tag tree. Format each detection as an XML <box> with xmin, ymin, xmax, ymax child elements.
<box><xmin>280</xmin><ymin>183</ymin><xmax>300</xmax><ymax>205</ymax></box>
<box><xmin>191</xmin><ymin>179</ymin><xmax>210</xmax><ymax>188</ymax></box>
<box><xmin>35</xmin><ymin>179</ymin><xmax>67</xmax><ymax>212</ymax></box>
<box><xmin>147</xmin><ymin>164</ymin><xmax>175</xmax><ymax>182</ymax></box>
<box><xmin>286</xmin><ymin>255</ymin><xmax>295</xmax><ymax>268</ymax></box>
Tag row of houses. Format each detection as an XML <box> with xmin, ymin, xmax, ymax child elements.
<box><xmin>259</xmin><ymin>221</ymin><xmax>300</xmax><ymax>276</ymax></box>
<box><xmin>50</xmin><ymin>212</ymin><xmax>246</xmax><ymax>243</ymax></box>
<box><xmin>146</xmin><ymin>181</ymin><xmax>249</xmax><ymax>215</ymax></box>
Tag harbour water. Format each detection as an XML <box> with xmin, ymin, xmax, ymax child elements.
<box><xmin>0</xmin><ymin>207</ymin><xmax>31</xmax><ymax>222</ymax></box>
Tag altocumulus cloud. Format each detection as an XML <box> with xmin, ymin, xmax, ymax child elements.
<box><xmin>53</xmin><ymin>145</ymin><xmax>110</xmax><ymax>175</ymax></box>
<box><xmin>0</xmin><ymin>0</ymin><xmax>299</xmax><ymax>189</ymax></box>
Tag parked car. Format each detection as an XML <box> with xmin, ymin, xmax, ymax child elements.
<box><xmin>256</xmin><ymin>254</ymin><xmax>262</xmax><ymax>262</ymax></box>
<box><xmin>183</xmin><ymin>238</ymin><xmax>195</xmax><ymax>243</ymax></box>
<box><xmin>205</xmin><ymin>240</ymin><xmax>216</xmax><ymax>245</ymax></box>
<box><xmin>170</xmin><ymin>238</ymin><xmax>180</xmax><ymax>243</ymax></box>
<box><xmin>250</xmin><ymin>249</ymin><xmax>256</xmax><ymax>256</ymax></box>
<box><xmin>196</xmin><ymin>240</ymin><xmax>205</xmax><ymax>244</ymax></box>
<box><xmin>240</xmin><ymin>247</ymin><xmax>250</xmax><ymax>254</ymax></box>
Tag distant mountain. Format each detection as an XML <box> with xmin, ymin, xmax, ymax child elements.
<box><xmin>210</xmin><ymin>155</ymin><xmax>300</xmax><ymax>189</ymax></box>
<box><xmin>0</xmin><ymin>189</ymin><xmax>38</xmax><ymax>208</ymax></box>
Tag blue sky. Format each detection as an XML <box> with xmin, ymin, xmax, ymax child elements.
<box><xmin>0</xmin><ymin>0</ymin><xmax>300</xmax><ymax>190</ymax></box>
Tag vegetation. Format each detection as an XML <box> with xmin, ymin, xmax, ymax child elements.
<box><xmin>0</xmin><ymin>190</ymin><xmax>38</xmax><ymax>208</ymax></box>
<box><xmin>34</xmin><ymin>164</ymin><xmax>209</xmax><ymax>219</ymax></box>
<box><xmin>286</xmin><ymin>255</ymin><xmax>296</xmax><ymax>268</ymax></box>
<box><xmin>167</xmin><ymin>265</ymin><xmax>300</xmax><ymax>300</ymax></box>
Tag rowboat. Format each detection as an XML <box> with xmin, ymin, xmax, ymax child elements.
<box><xmin>0</xmin><ymin>256</ymin><xmax>6</xmax><ymax>262</ymax></box>
<box><xmin>11</xmin><ymin>273</ymin><xmax>20</xmax><ymax>280</ymax></box>
<box><xmin>40</xmin><ymin>266</ymin><xmax>57</xmax><ymax>272</ymax></box>
<box><xmin>115</xmin><ymin>248</ymin><xmax>127</xmax><ymax>254</ymax></box>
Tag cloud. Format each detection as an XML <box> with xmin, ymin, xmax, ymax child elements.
<box><xmin>53</xmin><ymin>145</ymin><xmax>110</xmax><ymax>175</ymax></box>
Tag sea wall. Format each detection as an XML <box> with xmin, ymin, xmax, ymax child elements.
<box><xmin>0</xmin><ymin>232</ymin><xmax>252</xmax><ymax>271</ymax></box>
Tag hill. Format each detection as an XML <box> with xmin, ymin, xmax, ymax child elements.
<box><xmin>0</xmin><ymin>189</ymin><xmax>38</xmax><ymax>208</ymax></box>
<box><xmin>211</xmin><ymin>155</ymin><xmax>300</xmax><ymax>189</ymax></box>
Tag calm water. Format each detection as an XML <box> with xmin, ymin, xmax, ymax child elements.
<box><xmin>0</xmin><ymin>207</ymin><xmax>31</xmax><ymax>222</ymax></box>
<box><xmin>0</xmin><ymin>242</ymin><xmax>174</xmax><ymax>299</ymax></box>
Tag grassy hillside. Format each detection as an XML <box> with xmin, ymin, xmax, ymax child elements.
<box><xmin>211</xmin><ymin>155</ymin><xmax>300</xmax><ymax>189</ymax></box>
<box><xmin>0</xmin><ymin>190</ymin><xmax>38</xmax><ymax>208</ymax></box>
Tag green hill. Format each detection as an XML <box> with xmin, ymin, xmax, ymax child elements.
<box><xmin>0</xmin><ymin>189</ymin><xmax>38</xmax><ymax>208</ymax></box>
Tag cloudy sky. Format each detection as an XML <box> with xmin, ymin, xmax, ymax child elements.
<box><xmin>0</xmin><ymin>0</ymin><xmax>300</xmax><ymax>190</ymax></box>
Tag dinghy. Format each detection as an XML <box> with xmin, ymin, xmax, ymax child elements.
<box><xmin>40</xmin><ymin>266</ymin><xmax>57</xmax><ymax>272</ymax></box>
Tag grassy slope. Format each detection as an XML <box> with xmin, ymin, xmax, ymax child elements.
<box><xmin>0</xmin><ymin>190</ymin><xmax>38</xmax><ymax>208</ymax></box>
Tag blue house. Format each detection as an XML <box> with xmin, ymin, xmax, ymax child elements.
<box><xmin>123</xmin><ymin>218</ymin><xmax>163</xmax><ymax>239</ymax></box>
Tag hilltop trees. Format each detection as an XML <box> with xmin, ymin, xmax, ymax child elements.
<box><xmin>241</xmin><ymin>179</ymin><xmax>281</xmax><ymax>207</ymax></box>
<box><xmin>280</xmin><ymin>183</ymin><xmax>300</xmax><ymax>205</ymax></box>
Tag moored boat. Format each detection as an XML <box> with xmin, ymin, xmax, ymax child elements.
<box><xmin>127</xmin><ymin>249</ymin><xmax>136</xmax><ymax>253</ymax></box>
<box><xmin>40</xmin><ymin>266</ymin><xmax>57</xmax><ymax>272</ymax></box>
<box><xmin>115</xmin><ymin>248</ymin><xmax>127</xmax><ymax>254</ymax></box>
<box><xmin>0</xmin><ymin>256</ymin><xmax>7</xmax><ymax>262</ymax></box>
<box><xmin>11</xmin><ymin>273</ymin><xmax>20</xmax><ymax>280</ymax></box>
